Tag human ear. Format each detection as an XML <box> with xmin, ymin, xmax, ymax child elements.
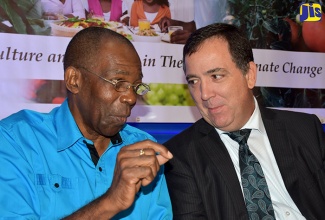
<box><xmin>64</xmin><ymin>67</ymin><xmax>80</xmax><ymax>94</ymax></box>
<box><xmin>245</xmin><ymin>61</ymin><xmax>257</xmax><ymax>89</ymax></box>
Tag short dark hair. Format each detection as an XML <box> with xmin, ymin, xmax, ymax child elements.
<box><xmin>63</xmin><ymin>27</ymin><xmax>135</xmax><ymax>71</ymax></box>
<box><xmin>183</xmin><ymin>23</ymin><xmax>254</xmax><ymax>74</ymax></box>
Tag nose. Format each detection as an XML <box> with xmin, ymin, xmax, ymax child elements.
<box><xmin>200</xmin><ymin>80</ymin><xmax>214</xmax><ymax>101</ymax></box>
<box><xmin>119</xmin><ymin>88</ymin><xmax>137</xmax><ymax>105</ymax></box>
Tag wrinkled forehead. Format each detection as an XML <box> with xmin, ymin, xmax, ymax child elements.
<box><xmin>99</xmin><ymin>45</ymin><xmax>143</xmax><ymax>79</ymax></box>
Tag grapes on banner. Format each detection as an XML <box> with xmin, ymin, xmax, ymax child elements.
<box><xmin>142</xmin><ymin>83</ymin><xmax>195</xmax><ymax>106</ymax></box>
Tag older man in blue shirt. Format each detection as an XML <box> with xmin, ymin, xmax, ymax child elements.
<box><xmin>0</xmin><ymin>27</ymin><xmax>173</xmax><ymax>219</ymax></box>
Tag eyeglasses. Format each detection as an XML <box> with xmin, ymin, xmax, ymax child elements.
<box><xmin>78</xmin><ymin>66</ymin><xmax>150</xmax><ymax>96</ymax></box>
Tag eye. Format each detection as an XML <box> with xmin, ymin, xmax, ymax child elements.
<box><xmin>212</xmin><ymin>74</ymin><xmax>223</xmax><ymax>80</ymax></box>
<box><xmin>187</xmin><ymin>78</ymin><xmax>198</xmax><ymax>85</ymax></box>
<box><xmin>110</xmin><ymin>79</ymin><xmax>119</xmax><ymax>84</ymax></box>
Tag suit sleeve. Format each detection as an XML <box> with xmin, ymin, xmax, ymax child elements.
<box><xmin>313</xmin><ymin>115</ymin><xmax>325</xmax><ymax>198</ymax></box>
<box><xmin>164</xmin><ymin>153</ymin><xmax>207</xmax><ymax>219</ymax></box>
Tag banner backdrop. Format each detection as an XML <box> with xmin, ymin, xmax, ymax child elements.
<box><xmin>0</xmin><ymin>0</ymin><xmax>324</xmax><ymax>123</ymax></box>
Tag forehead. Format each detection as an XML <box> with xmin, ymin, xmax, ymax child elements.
<box><xmin>185</xmin><ymin>38</ymin><xmax>232</xmax><ymax>74</ymax></box>
<box><xmin>98</xmin><ymin>41</ymin><xmax>142</xmax><ymax>78</ymax></box>
<box><xmin>187</xmin><ymin>37</ymin><xmax>229</xmax><ymax>59</ymax></box>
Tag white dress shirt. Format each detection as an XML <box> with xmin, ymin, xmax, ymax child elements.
<box><xmin>41</xmin><ymin>0</ymin><xmax>86</xmax><ymax>19</ymax></box>
<box><xmin>216</xmin><ymin>98</ymin><xmax>306</xmax><ymax>220</ymax></box>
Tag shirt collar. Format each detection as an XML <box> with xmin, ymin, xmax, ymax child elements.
<box><xmin>242</xmin><ymin>97</ymin><xmax>265</xmax><ymax>134</ymax></box>
<box><xmin>110</xmin><ymin>132</ymin><xmax>123</xmax><ymax>145</ymax></box>
<box><xmin>55</xmin><ymin>99</ymin><xmax>84</xmax><ymax>151</ymax></box>
<box><xmin>55</xmin><ymin>99</ymin><xmax>124</xmax><ymax>151</ymax></box>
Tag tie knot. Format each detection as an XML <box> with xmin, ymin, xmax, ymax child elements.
<box><xmin>227</xmin><ymin>129</ymin><xmax>251</xmax><ymax>145</ymax></box>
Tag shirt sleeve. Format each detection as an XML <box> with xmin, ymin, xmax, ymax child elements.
<box><xmin>0</xmin><ymin>126</ymin><xmax>41</xmax><ymax>218</ymax></box>
<box><xmin>71</xmin><ymin>0</ymin><xmax>86</xmax><ymax>18</ymax></box>
<box><xmin>147</xmin><ymin>165</ymin><xmax>173</xmax><ymax>219</ymax></box>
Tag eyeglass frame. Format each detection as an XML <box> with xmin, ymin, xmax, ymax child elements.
<box><xmin>77</xmin><ymin>66</ymin><xmax>150</xmax><ymax>96</ymax></box>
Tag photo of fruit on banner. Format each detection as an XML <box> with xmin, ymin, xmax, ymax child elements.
<box><xmin>225</xmin><ymin>0</ymin><xmax>325</xmax><ymax>52</ymax></box>
<box><xmin>141</xmin><ymin>83</ymin><xmax>195</xmax><ymax>106</ymax></box>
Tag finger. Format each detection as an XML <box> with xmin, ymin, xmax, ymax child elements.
<box><xmin>155</xmin><ymin>154</ymin><xmax>168</xmax><ymax>165</ymax></box>
<box><xmin>122</xmin><ymin>140</ymin><xmax>173</xmax><ymax>162</ymax></box>
<box><xmin>119</xmin><ymin>147</ymin><xmax>157</xmax><ymax>158</ymax></box>
<box><xmin>118</xmin><ymin>152</ymin><xmax>160</xmax><ymax>177</ymax></box>
<box><xmin>117</xmin><ymin>159</ymin><xmax>158</xmax><ymax>187</ymax></box>
<box><xmin>158</xmin><ymin>19</ymin><xmax>163</xmax><ymax>29</ymax></box>
<box><xmin>123</xmin><ymin>166</ymin><xmax>155</xmax><ymax>186</ymax></box>
<box><xmin>172</xmin><ymin>31</ymin><xmax>189</xmax><ymax>44</ymax></box>
<box><xmin>160</xmin><ymin>21</ymin><xmax>168</xmax><ymax>32</ymax></box>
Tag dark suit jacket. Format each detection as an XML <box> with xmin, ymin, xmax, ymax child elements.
<box><xmin>164</xmin><ymin>107</ymin><xmax>325</xmax><ymax>220</ymax></box>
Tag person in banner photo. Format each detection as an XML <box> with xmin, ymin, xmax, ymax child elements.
<box><xmin>164</xmin><ymin>23</ymin><xmax>325</xmax><ymax>219</ymax></box>
<box><xmin>158</xmin><ymin>0</ymin><xmax>228</xmax><ymax>44</ymax></box>
<box><xmin>0</xmin><ymin>27</ymin><xmax>173</xmax><ymax>219</ymax></box>
<box><xmin>130</xmin><ymin>0</ymin><xmax>171</xmax><ymax>27</ymax></box>
<box><xmin>86</xmin><ymin>0</ymin><xmax>124</xmax><ymax>22</ymax></box>
<box><xmin>41</xmin><ymin>0</ymin><xmax>86</xmax><ymax>20</ymax></box>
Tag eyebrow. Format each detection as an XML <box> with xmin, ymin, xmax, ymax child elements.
<box><xmin>107</xmin><ymin>69</ymin><xmax>130</xmax><ymax>75</ymax></box>
<box><xmin>186</xmin><ymin>67</ymin><xmax>224</xmax><ymax>80</ymax></box>
<box><xmin>106</xmin><ymin>69</ymin><xmax>143</xmax><ymax>78</ymax></box>
<box><xmin>206</xmin><ymin>67</ymin><xmax>223</xmax><ymax>74</ymax></box>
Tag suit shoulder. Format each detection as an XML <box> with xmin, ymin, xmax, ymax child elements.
<box><xmin>262</xmin><ymin>107</ymin><xmax>320</xmax><ymax>122</ymax></box>
<box><xmin>163</xmin><ymin>119</ymin><xmax>210</xmax><ymax>148</ymax></box>
<box><xmin>261</xmin><ymin>107</ymin><xmax>324</xmax><ymax>134</ymax></box>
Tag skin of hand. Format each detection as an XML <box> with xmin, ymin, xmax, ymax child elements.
<box><xmin>121</xmin><ymin>16</ymin><xmax>130</xmax><ymax>26</ymax></box>
<box><xmin>63</xmin><ymin>140</ymin><xmax>173</xmax><ymax>220</ymax></box>
<box><xmin>158</xmin><ymin>16</ymin><xmax>172</xmax><ymax>32</ymax></box>
<box><xmin>86</xmin><ymin>10</ymin><xmax>94</xmax><ymax>19</ymax></box>
<box><xmin>42</xmin><ymin>12</ymin><xmax>60</xmax><ymax>20</ymax></box>
<box><xmin>107</xmin><ymin>140</ymin><xmax>173</xmax><ymax>212</ymax></box>
<box><xmin>170</xmin><ymin>29</ymin><xmax>192</xmax><ymax>44</ymax></box>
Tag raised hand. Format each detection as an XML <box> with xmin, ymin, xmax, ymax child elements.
<box><xmin>107</xmin><ymin>140</ymin><xmax>173</xmax><ymax>212</ymax></box>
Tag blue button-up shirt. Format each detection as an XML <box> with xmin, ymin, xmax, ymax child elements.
<box><xmin>0</xmin><ymin>100</ymin><xmax>172</xmax><ymax>219</ymax></box>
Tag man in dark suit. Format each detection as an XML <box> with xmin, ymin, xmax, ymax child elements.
<box><xmin>164</xmin><ymin>23</ymin><xmax>325</xmax><ymax>220</ymax></box>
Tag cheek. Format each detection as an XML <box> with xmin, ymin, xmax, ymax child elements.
<box><xmin>188</xmin><ymin>86</ymin><xmax>200</xmax><ymax>101</ymax></box>
<box><xmin>91</xmin><ymin>90</ymin><xmax>119</xmax><ymax>114</ymax></box>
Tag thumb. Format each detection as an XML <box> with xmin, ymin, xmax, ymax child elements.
<box><xmin>156</xmin><ymin>151</ymin><xmax>173</xmax><ymax>165</ymax></box>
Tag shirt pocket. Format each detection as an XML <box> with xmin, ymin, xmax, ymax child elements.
<box><xmin>35</xmin><ymin>174</ymin><xmax>80</xmax><ymax>219</ymax></box>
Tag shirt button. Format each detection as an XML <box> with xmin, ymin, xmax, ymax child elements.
<box><xmin>99</xmin><ymin>167</ymin><xmax>103</xmax><ymax>172</ymax></box>
<box><xmin>285</xmin><ymin>211</ymin><xmax>290</xmax><ymax>216</ymax></box>
<box><xmin>54</xmin><ymin>183</ymin><xmax>60</xmax><ymax>188</ymax></box>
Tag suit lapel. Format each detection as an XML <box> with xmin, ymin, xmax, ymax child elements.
<box><xmin>260</xmin><ymin>108</ymin><xmax>303</xmax><ymax>206</ymax></box>
<box><xmin>197</xmin><ymin>120</ymin><xmax>248</xmax><ymax>216</ymax></box>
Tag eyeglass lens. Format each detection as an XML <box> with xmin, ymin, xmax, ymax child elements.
<box><xmin>115</xmin><ymin>81</ymin><xmax>150</xmax><ymax>95</ymax></box>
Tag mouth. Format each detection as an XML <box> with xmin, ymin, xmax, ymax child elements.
<box><xmin>111</xmin><ymin>115</ymin><xmax>128</xmax><ymax>125</ymax></box>
<box><xmin>111</xmin><ymin>106</ymin><xmax>131</xmax><ymax>124</ymax></box>
<box><xmin>207</xmin><ymin>105</ymin><xmax>225</xmax><ymax>114</ymax></box>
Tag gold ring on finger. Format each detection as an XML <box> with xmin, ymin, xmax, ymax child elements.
<box><xmin>139</xmin><ymin>149</ymin><xmax>145</xmax><ymax>156</ymax></box>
